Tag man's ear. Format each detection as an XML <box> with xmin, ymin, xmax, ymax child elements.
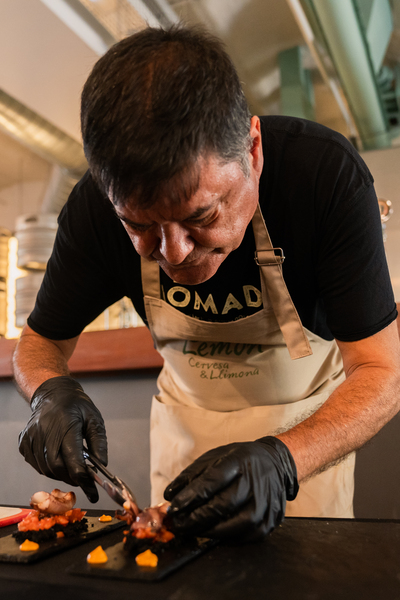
<box><xmin>249</xmin><ymin>116</ymin><xmax>263</xmax><ymax>178</ymax></box>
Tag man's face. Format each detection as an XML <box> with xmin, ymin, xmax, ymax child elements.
<box><xmin>113</xmin><ymin>116</ymin><xmax>263</xmax><ymax>285</ymax></box>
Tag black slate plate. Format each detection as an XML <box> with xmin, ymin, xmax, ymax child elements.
<box><xmin>68</xmin><ymin>536</ymin><xmax>217</xmax><ymax>582</ymax></box>
<box><xmin>0</xmin><ymin>516</ymin><xmax>124</xmax><ymax>564</ymax></box>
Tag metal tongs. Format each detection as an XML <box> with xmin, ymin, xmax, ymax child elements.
<box><xmin>83</xmin><ymin>446</ymin><xmax>138</xmax><ymax>513</ymax></box>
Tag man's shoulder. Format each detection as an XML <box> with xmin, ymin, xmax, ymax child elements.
<box><xmin>259</xmin><ymin>115</ymin><xmax>348</xmax><ymax>144</ymax></box>
<box><xmin>259</xmin><ymin>116</ymin><xmax>370</xmax><ymax>174</ymax></box>
<box><xmin>56</xmin><ymin>170</ymin><xmax>120</xmax><ymax>242</ymax></box>
<box><xmin>258</xmin><ymin>115</ymin><xmax>373</xmax><ymax>192</ymax></box>
<box><xmin>55</xmin><ymin>170</ymin><xmax>131</xmax><ymax>258</ymax></box>
<box><xmin>58</xmin><ymin>170</ymin><xmax>108</xmax><ymax>219</ymax></box>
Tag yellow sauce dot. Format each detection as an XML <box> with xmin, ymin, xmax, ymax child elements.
<box><xmin>19</xmin><ymin>539</ymin><xmax>39</xmax><ymax>552</ymax></box>
<box><xmin>98</xmin><ymin>514</ymin><xmax>113</xmax><ymax>522</ymax></box>
<box><xmin>87</xmin><ymin>545</ymin><xmax>108</xmax><ymax>564</ymax></box>
<box><xmin>135</xmin><ymin>549</ymin><xmax>158</xmax><ymax>567</ymax></box>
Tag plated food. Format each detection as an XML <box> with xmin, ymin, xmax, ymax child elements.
<box><xmin>116</xmin><ymin>500</ymin><xmax>176</xmax><ymax>558</ymax></box>
<box><xmin>12</xmin><ymin>489</ymin><xmax>88</xmax><ymax>544</ymax></box>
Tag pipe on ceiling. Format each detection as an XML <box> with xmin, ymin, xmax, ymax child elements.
<box><xmin>0</xmin><ymin>88</ymin><xmax>87</xmax><ymax>214</ymax></box>
<box><xmin>311</xmin><ymin>0</ymin><xmax>391</xmax><ymax>150</ymax></box>
<box><xmin>41</xmin><ymin>165</ymin><xmax>82</xmax><ymax>215</ymax></box>
<box><xmin>0</xmin><ymin>89</ymin><xmax>86</xmax><ymax>175</ymax></box>
<box><xmin>286</xmin><ymin>0</ymin><xmax>359</xmax><ymax>140</ymax></box>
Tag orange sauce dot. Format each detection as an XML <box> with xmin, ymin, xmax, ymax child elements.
<box><xmin>98</xmin><ymin>514</ymin><xmax>113</xmax><ymax>522</ymax></box>
<box><xmin>19</xmin><ymin>539</ymin><xmax>39</xmax><ymax>552</ymax></box>
<box><xmin>87</xmin><ymin>546</ymin><xmax>108</xmax><ymax>564</ymax></box>
<box><xmin>135</xmin><ymin>549</ymin><xmax>158</xmax><ymax>567</ymax></box>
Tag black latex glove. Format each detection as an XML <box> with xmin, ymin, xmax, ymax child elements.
<box><xmin>18</xmin><ymin>376</ymin><xmax>108</xmax><ymax>503</ymax></box>
<box><xmin>164</xmin><ymin>437</ymin><xmax>298</xmax><ymax>542</ymax></box>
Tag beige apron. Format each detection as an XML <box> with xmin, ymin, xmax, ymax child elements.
<box><xmin>141</xmin><ymin>204</ymin><xmax>355</xmax><ymax>518</ymax></box>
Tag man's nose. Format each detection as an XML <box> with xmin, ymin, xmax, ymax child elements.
<box><xmin>158</xmin><ymin>223</ymin><xmax>195</xmax><ymax>265</ymax></box>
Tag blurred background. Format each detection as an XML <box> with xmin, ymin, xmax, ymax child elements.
<box><xmin>1</xmin><ymin>0</ymin><xmax>400</xmax><ymax>516</ymax></box>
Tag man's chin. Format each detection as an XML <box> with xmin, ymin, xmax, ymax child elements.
<box><xmin>160</xmin><ymin>258</ymin><xmax>223</xmax><ymax>285</ymax></box>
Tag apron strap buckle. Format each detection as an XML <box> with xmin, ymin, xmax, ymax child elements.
<box><xmin>254</xmin><ymin>248</ymin><xmax>285</xmax><ymax>266</ymax></box>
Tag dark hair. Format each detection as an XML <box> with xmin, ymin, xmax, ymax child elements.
<box><xmin>81</xmin><ymin>25</ymin><xmax>252</xmax><ymax>208</ymax></box>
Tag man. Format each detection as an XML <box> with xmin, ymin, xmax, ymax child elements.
<box><xmin>14</xmin><ymin>26</ymin><xmax>400</xmax><ymax>542</ymax></box>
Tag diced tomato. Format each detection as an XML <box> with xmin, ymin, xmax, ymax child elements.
<box><xmin>133</xmin><ymin>527</ymin><xmax>157</xmax><ymax>539</ymax></box>
<box><xmin>64</xmin><ymin>508</ymin><xmax>86</xmax><ymax>522</ymax></box>
<box><xmin>42</xmin><ymin>517</ymin><xmax>56</xmax><ymax>530</ymax></box>
<box><xmin>17</xmin><ymin>508</ymin><xmax>87</xmax><ymax>532</ymax></box>
<box><xmin>131</xmin><ymin>525</ymin><xmax>174</xmax><ymax>542</ymax></box>
<box><xmin>157</xmin><ymin>529</ymin><xmax>175</xmax><ymax>543</ymax></box>
<box><xmin>18</xmin><ymin>511</ymin><xmax>41</xmax><ymax>531</ymax></box>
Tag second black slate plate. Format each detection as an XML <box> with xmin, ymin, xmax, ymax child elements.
<box><xmin>68</xmin><ymin>536</ymin><xmax>217</xmax><ymax>582</ymax></box>
<box><xmin>0</xmin><ymin>516</ymin><xmax>124</xmax><ymax>564</ymax></box>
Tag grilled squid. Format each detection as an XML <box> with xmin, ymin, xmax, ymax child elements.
<box><xmin>131</xmin><ymin>502</ymin><xmax>170</xmax><ymax>532</ymax></box>
<box><xmin>117</xmin><ymin>500</ymin><xmax>170</xmax><ymax>532</ymax></box>
<box><xmin>30</xmin><ymin>489</ymin><xmax>76</xmax><ymax>515</ymax></box>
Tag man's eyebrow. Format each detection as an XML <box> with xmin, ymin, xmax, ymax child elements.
<box><xmin>110</xmin><ymin>204</ymin><xmax>142</xmax><ymax>228</ymax></box>
<box><xmin>184</xmin><ymin>203</ymin><xmax>215</xmax><ymax>220</ymax></box>
<box><xmin>112</xmin><ymin>200</ymin><xmax>219</xmax><ymax>227</ymax></box>
<box><xmin>116</xmin><ymin>213</ymin><xmax>144</xmax><ymax>228</ymax></box>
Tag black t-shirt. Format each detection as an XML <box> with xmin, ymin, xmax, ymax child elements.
<box><xmin>28</xmin><ymin>116</ymin><xmax>397</xmax><ymax>342</ymax></box>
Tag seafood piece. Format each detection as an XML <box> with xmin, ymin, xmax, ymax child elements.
<box><xmin>116</xmin><ymin>501</ymin><xmax>175</xmax><ymax>553</ymax></box>
<box><xmin>30</xmin><ymin>489</ymin><xmax>76</xmax><ymax>514</ymax></box>
<box><xmin>131</xmin><ymin>502</ymin><xmax>170</xmax><ymax>533</ymax></box>
<box><xmin>117</xmin><ymin>501</ymin><xmax>170</xmax><ymax>531</ymax></box>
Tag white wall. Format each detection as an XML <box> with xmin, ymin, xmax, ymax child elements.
<box><xmin>361</xmin><ymin>145</ymin><xmax>400</xmax><ymax>300</ymax></box>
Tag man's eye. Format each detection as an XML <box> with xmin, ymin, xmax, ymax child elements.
<box><xmin>123</xmin><ymin>221</ymin><xmax>151</xmax><ymax>233</ymax></box>
<box><xmin>188</xmin><ymin>217</ymin><xmax>208</xmax><ymax>225</ymax></box>
<box><xmin>187</xmin><ymin>213</ymin><xmax>214</xmax><ymax>226</ymax></box>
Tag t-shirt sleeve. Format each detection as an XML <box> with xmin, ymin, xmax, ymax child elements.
<box><xmin>315</xmin><ymin>173</ymin><xmax>396</xmax><ymax>341</ymax></box>
<box><xmin>27</xmin><ymin>174</ymin><xmax>137</xmax><ymax>340</ymax></box>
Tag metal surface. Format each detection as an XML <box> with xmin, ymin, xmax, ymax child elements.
<box><xmin>83</xmin><ymin>448</ymin><xmax>138</xmax><ymax>510</ymax></box>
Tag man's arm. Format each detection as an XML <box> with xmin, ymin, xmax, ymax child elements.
<box><xmin>277</xmin><ymin>320</ymin><xmax>400</xmax><ymax>481</ymax></box>
<box><xmin>13</xmin><ymin>325</ymin><xmax>108</xmax><ymax>501</ymax></box>
<box><xmin>13</xmin><ymin>325</ymin><xmax>79</xmax><ymax>401</ymax></box>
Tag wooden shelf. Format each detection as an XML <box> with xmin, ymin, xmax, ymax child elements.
<box><xmin>0</xmin><ymin>327</ymin><xmax>163</xmax><ymax>380</ymax></box>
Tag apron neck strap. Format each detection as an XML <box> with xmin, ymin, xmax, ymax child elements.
<box><xmin>252</xmin><ymin>204</ymin><xmax>312</xmax><ymax>359</ymax></box>
<box><xmin>141</xmin><ymin>257</ymin><xmax>160</xmax><ymax>298</ymax></box>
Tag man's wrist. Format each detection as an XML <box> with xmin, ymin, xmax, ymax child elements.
<box><xmin>31</xmin><ymin>375</ymin><xmax>83</xmax><ymax>409</ymax></box>
<box><xmin>256</xmin><ymin>436</ymin><xmax>299</xmax><ymax>501</ymax></box>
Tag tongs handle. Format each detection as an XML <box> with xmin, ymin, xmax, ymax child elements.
<box><xmin>83</xmin><ymin>447</ymin><xmax>118</xmax><ymax>486</ymax></box>
<box><xmin>83</xmin><ymin>446</ymin><xmax>137</xmax><ymax>509</ymax></box>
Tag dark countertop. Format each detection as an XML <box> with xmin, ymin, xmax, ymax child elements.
<box><xmin>1</xmin><ymin>509</ymin><xmax>399</xmax><ymax>600</ymax></box>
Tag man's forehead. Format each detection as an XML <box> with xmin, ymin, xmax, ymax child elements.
<box><xmin>119</xmin><ymin>191</ymin><xmax>219</xmax><ymax>223</ymax></box>
<box><xmin>122</xmin><ymin>154</ymin><xmax>230</xmax><ymax>209</ymax></box>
